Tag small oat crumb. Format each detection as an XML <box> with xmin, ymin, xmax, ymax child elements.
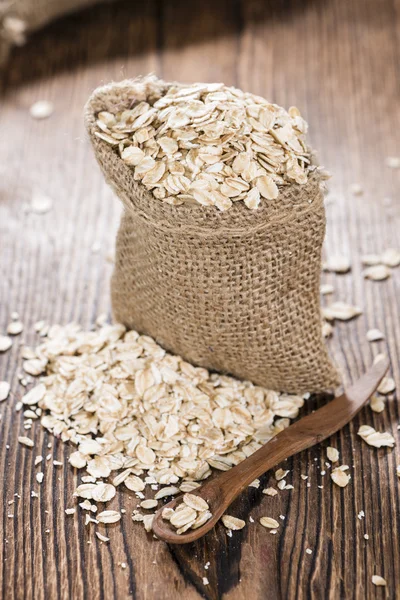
<box><xmin>364</xmin><ymin>534</ymin><xmax>369</xmax><ymax>540</ymax></box>
<box><xmin>65</xmin><ymin>508</ymin><xmax>76</xmax><ymax>515</ymax></box>
<box><xmin>96</xmin><ymin>532</ymin><xmax>110</xmax><ymax>542</ymax></box>
<box><xmin>36</xmin><ymin>472</ymin><xmax>44</xmax><ymax>484</ymax></box>
<box><xmin>306</xmin><ymin>548</ymin><xmax>312</xmax><ymax>555</ymax></box>
<box><xmin>372</xmin><ymin>575</ymin><xmax>386</xmax><ymax>587</ymax></box>
<box><xmin>249</xmin><ymin>516</ymin><xmax>254</xmax><ymax>523</ymax></box>
<box><xmin>202</xmin><ymin>577</ymin><xmax>209</xmax><ymax>586</ymax></box>
<box><xmin>31</xmin><ymin>491</ymin><xmax>39</xmax><ymax>498</ymax></box>
<box><xmin>301</xmin><ymin>474</ymin><xmax>308</xmax><ymax>480</ymax></box>
<box><xmin>120</xmin><ymin>563</ymin><xmax>127</xmax><ymax>569</ymax></box>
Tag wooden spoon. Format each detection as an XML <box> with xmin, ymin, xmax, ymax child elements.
<box><xmin>152</xmin><ymin>356</ymin><xmax>390</xmax><ymax>544</ymax></box>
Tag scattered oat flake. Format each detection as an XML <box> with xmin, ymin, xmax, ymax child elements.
<box><xmin>363</xmin><ymin>265</ymin><xmax>391</xmax><ymax>281</ymax></box>
<box><xmin>275</xmin><ymin>469</ymin><xmax>289</xmax><ymax>481</ymax></box>
<box><xmin>366</xmin><ymin>329</ymin><xmax>384</xmax><ymax>342</ymax></box>
<box><xmin>30</xmin><ymin>192</ymin><xmax>53</xmax><ymax>214</ymax></box>
<box><xmin>369</xmin><ymin>395</ymin><xmax>385</xmax><ymax>413</ymax></box>
<box><xmin>22</xmin><ymin>384</ymin><xmax>46</xmax><ymax>406</ymax></box>
<box><xmin>306</xmin><ymin>548</ymin><xmax>312</xmax><ymax>555</ymax></box>
<box><xmin>322</xmin><ymin>322</ymin><xmax>333</xmax><ymax>338</ymax></box>
<box><xmin>7</xmin><ymin>321</ymin><xmax>23</xmax><ymax>335</ymax></box>
<box><xmin>18</xmin><ymin>436</ymin><xmax>34</xmax><ymax>447</ymax></box>
<box><xmin>327</xmin><ymin>447</ymin><xmax>339</xmax><ymax>463</ymax></box>
<box><xmin>350</xmin><ymin>183</ymin><xmax>363</xmax><ymax>195</ymax></box>
<box><xmin>323</xmin><ymin>302</ymin><xmax>362</xmax><ymax>321</ymax></box>
<box><xmin>249</xmin><ymin>478</ymin><xmax>260</xmax><ymax>488</ymax></box>
<box><xmin>377</xmin><ymin>377</ymin><xmax>396</xmax><ymax>395</ymax></box>
<box><xmin>323</xmin><ymin>256</ymin><xmax>351</xmax><ymax>274</ymax></box>
<box><xmin>263</xmin><ymin>487</ymin><xmax>278</xmax><ymax>496</ymax></box>
<box><xmin>358</xmin><ymin>425</ymin><xmax>395</xmax><ymax>448</ymax></box>
<box><xmin>92</xmin><ymin>483</ymin><xmax>116</xmax><ymax>503</ymax></box>
<box><xmin>320</xmin><ymin>284</ymin><xmax>334</xmax><ymax>295</ymax></box>
<box><xmin>260</xmin><ymin>517</ymin><xmax>280</xmax><ymax>529</ymax></box>
<box><xmin>0</xmin><ymin>382</ymin><xmax>11</xmax><ymax>402</ymax></box>
<box><xmin>331</xmin><ymin>467</ymin><xmax>350</xmax><ymax>487</ymax></box>
<box><xmin>30</xmin><ymin>100</ymin><xmax>54</xmax><ymax>119</ymax></box>
<box><xmin>96</xmin><ymin>532</ymin><xmax>110</xmax><ymax>542</ymax></box>
<box><xmin>65</xmin><ymin>508</ymin><xmax>76</xmax><ymax>515</ymax></box>
<box><xmin>202</xmin><ymin>577</ymin><xmax>209</xmax><ymax>586</ymax></box>
<box><xmin>222</xmin><ymin>515</ymin><xmax>245</xmax><ymax>530</ymax></box>
<box><xmin>0</xmin><ymin>335</ymin><xmax>12</xmax><ymax>352</ymax></box>
<box><xmin>140</xmin><ymin>499</ymin><xmax>158</xmax><ymax>510</ymax></box>
<box><xmin>95</xmin><ymin>77</ymin><xmax>313</xmax><ymax>211</ymax></box>
<box><xmin>372</xmin><ymin>575</ymin><xmax>387</xmax><ymax>587</ymax></box>
<box><xmin>97</xmin><ymin>510</ymin><xmax>121</xmax><ymax>524</ymax></box>
<box><xmin>36</xmin><ymin>472</ymin><xmax>44</xmax><ymax>483</ymax></box>
<box><xmin>386</xmin><ymin>156</ymin><xmax>400</xmax><ymax>169</ymax></box>
<box><xmin>381</xmin><ymin>248</ymin><xmax>400</xmax><ymax>268</ymax></box>
<box><xmin>364</xmin><ymin>534</ymin><xmax>369</xmax><ymax>540</ymax></box>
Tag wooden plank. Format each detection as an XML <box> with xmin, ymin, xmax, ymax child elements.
<box><xmin>0</xmin><ymin>0</ymin><xmax>399</xmax><ymax>598</ymax></box>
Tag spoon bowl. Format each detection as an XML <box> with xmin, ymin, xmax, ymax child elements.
<box><xmin>152</xmin><ymin>357</ymin><xmax>390</xmax><ymax>544</ymax></box>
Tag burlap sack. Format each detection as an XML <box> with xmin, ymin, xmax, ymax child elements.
<box><xmin>0</xmin><ymin>0</ymin><xmax>113</xmax><ymax>64</ymax></box>
<box><xmin>85</xmin><ymin>79</ymin><xmax>339</xmax><ymax>394</ymax></box>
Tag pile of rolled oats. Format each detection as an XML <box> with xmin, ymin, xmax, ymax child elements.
<box><xmin>17</xmin><ymin>321</ymin><xmax>305</xmax><ymax>530</ymax></box>
<box><xmin>95</xmin><ymin>79</ymin><xmax>311</xmax><ymax>210</ymax></box>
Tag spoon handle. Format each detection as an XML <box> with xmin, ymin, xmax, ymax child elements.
<box><xmin>198</xmin><ymin>356</ymin><xmax>390</xmax><ymax>511</ymax></box>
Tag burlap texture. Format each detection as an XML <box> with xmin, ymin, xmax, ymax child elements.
<box><xmin>85</xmin><ymin>78</ymin><xmax>339</xmax><ymax>394</ymax></box>
<box><xmin>0</xmin><ymin>0</ymin><xmax>113</xmax><ymax>64</ymax></box>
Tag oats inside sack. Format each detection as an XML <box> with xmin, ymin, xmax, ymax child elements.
<box><xmin>94</xmin><ymin>76</ymin><xmax>312</xmax><ymax>211</ymax></box>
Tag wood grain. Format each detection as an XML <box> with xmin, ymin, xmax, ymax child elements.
<box><xmin>0</xmin><ymin>0</ymin><xmax>399</xmax><ymax>598</ymax></box>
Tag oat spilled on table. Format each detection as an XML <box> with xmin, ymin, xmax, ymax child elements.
<box><xmin>17</xmin><ymin>321</ymin><xmax>306</xmax><ymax>533</ymax></box>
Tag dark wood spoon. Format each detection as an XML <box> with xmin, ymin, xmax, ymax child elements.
<box><xmin>152</xmin><ymin>356</ymin><xmax>390</xmax><ymax>544</ymax></box>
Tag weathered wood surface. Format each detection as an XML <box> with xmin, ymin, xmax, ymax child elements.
<box><xmin>0</xmin><ymin>0</ymin><xmax>399</xmax><ymax>598</ymax></box>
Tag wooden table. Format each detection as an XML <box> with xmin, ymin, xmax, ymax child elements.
<box><xmin>1</xmin><ymin>1</ymin><xmax>399</xmax><ymax>598</ymax></box>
